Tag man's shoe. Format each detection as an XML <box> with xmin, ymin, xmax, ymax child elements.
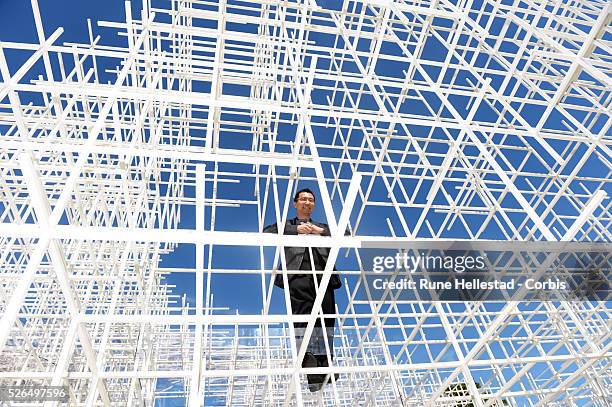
<box><xmin>314</xmin><ymin>354</ymin><xmax>340</xmax><ymax>386</ymax></box>
<box><xmin>302</xmin><ymin>352</ymin><xmax>318</xmax><ymax>368</ymax></box>
<box><xmin>303</xmin><ymin>352</ymin><xmax>325</xmax><ymax>391</ymax></box>
<box><xmin>308</xmin><ymin>382</ymin><xmax>323</xmax><ymax>392</ymax></box>
<box><xmin>315</xmin><ymin>354</ymin><xmax>330</xmax><ymax>367</ymax></box>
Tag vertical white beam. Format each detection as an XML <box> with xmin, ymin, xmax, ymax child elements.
<box><xmin>189</xmin><ymin>164</ymin><xmax>206</xmax><ymax>407</ymax></box>
<box><xmin>204</xmin><ymin>0</ymin><xmax>226</xmax><ymax>152</ymax></box>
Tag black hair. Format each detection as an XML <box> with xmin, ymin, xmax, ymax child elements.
<box><xmin>293</xmin><ymin>188</ymin><xmax>316</xmax><ymax>202</ymax></box>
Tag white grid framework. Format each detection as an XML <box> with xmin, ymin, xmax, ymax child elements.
<box><xmin>0</xmin><ymin>0</ymin><xmax>610</xmax><ymax>405</ymax></box>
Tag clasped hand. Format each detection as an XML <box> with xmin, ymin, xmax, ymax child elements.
<box><xmin>297</xmin><ymin>222</ymin><xmax>325</xmax><ymax>235</ymax></box>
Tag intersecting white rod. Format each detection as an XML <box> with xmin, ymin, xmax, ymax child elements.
<box><xmin>16</xmin><ymin>152</ymin><xmax>112</xmax><ymax>406</ymax></box>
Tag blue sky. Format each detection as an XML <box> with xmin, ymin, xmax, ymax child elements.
<box><xmin>1</xmin><ymin>1</ymin><xmax>608</xmax><ymax>405</ymax></box>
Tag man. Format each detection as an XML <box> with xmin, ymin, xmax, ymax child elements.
<box><xmin>263</xmin><ymin>188</ymin><xmax>341</xmax><ymax>392</ymax></box>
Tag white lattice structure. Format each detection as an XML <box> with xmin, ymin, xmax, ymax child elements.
<box><xmin>0</xmin><ymin>0</ymin><xmax>610</xmax><ymax>405</ymax></box>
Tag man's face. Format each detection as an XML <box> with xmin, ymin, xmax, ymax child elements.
<box><xmin>293</xmin><ymin>191</ymin><xmax>315</xmax><ymax>219</ymax></box>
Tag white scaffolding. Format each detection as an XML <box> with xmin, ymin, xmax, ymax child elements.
<box><xmin>0</xmin><ymin>0</ymin><xmax>610</xmax><ymax>405</ymax></box>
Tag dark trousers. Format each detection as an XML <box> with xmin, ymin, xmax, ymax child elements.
<box><xmin>289</xmin><ymin>274</ymin><xmax>336</xmax><ymax>357</ymax></box>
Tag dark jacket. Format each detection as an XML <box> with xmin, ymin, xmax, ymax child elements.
<box><xmin>263</xmin><ymin>217</ymin><xmax>342</xmax><ymax>290</ymax></box>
